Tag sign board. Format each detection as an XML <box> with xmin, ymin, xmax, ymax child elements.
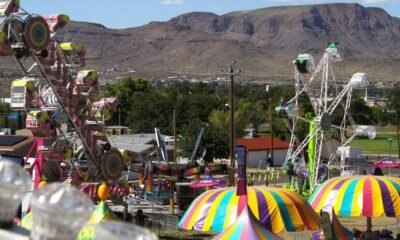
<box><xmin>235</xmin><ymin>145</ymin><xmax>247</xmax><ymax>196</ymax></box>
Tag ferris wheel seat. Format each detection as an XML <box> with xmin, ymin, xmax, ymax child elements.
<box><xmin>276</xmin><ymin>104</ymin><xmax>297</xmax><ymax>119</ymax></box>
<box><xmin>0</xmin><ymin>0</ymin><xmax>19</xmax><ymax>17</ymax></box>
<box><xmin>93</xmin><ymin>97</ymin><xmax>118</xmax><ymax>111</ymax></box>
<box><xmin>75</xmin><ymin>70</ymin><xmax>99</xmax><ymax>86</ymax></box>
<box><xmin>295</xmin><ymin>53</ymin><xmax>314</xmax><ymax>74</ymax></box>
<box><xmin>60</xmin><ymin>42</ymin><xmax>85</xmax><ymax>56</ymax></box>
<box><xmin>325</xmin><ymin>47</ymin><xmax>342</xmax><ymax>61</ymax></box>
<box><xmin>355</xmin><ymin>125</ymin><xmax>376</xmax><ymax>140</ymax></box>
<box><xmin>43</xmin><ymin>14</ymin><xmax>70</xmax><ymax>32</ymax></box>
<box><xmin>60</xmin><ymin>42</ymin><xmax>86</xmax><ymax>67</ymax></box>
<box><xmin>349</xmin><ymin>72</ymin><xmax>369</xmax><ymax>88</ymax></box>
<box><xmin>0</xmin><ymin>32</ymin><xmax>12</xmax><ymax>56</ymax></box>
<box><xmin>10</xmin><ymin>79</ymin><xmax>36</xmax><ymax>109</ymax></box>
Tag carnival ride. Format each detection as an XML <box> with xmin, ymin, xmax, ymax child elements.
<box><xmin>0</xmin><ymin>0</ymin><xmax>127</xmax><ymax>200</ymax></box>
<box><xmin>279</xmin><ymin>42</ymin><xmax>372</xmax><ymax>194</ymax></box>
<box><xmin>130</xmin><ymin>127</ymin><xmax>226</xmax><ymax>205</ymax></box>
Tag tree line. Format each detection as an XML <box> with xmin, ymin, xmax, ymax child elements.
<box><xmin>1</xmin><ymin>76</ymin><xmax>399</xmax><ymax>160</ymax></box>
<box><xmin>101</xmin><ymin>77</ymin><xmax>400</xmax><ymax>161</ymax></box>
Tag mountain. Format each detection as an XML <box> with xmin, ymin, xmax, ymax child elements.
<box><xmin>5</xmin><ymin>3</ymin><xmax>400</xmax><ymax>83</ymax></box>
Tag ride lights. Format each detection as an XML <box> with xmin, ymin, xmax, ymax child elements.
<box><xmin>95</xmin><ymin>220</ymin><xmax>158</xmax><ymax>240</ymax></box>
<box><xmin>0</xmin><ymin>160</ymin><xmax>31</xmax><ymax>228</ymax></box>
<box><xmin>30</xmin><ymin>183</ymin><xmax>93</xmax><ymax>240</ymax></box>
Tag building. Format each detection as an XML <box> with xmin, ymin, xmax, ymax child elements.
<box><xmin>235</xmin><ymin>136</ymin><xmax>290</xmax><ymax>167</ymax></box>
<box><xmin>108</xmin><ymin>133</ymin><xmax>175</xmax><ymax>163</ymax></box>
<box><xmin>0</xmin><ymin>129</ymin><xmax>35</xmax><ymax>158</ymax></box>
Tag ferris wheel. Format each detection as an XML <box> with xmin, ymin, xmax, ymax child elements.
<box><xmin>278</xmin><ymin>42</ymin><xmax>370</xmax><ymax>191</ymax></box>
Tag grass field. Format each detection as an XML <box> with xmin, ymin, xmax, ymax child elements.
<box><xmin>351</xmin><ymin>137</ymin><xmax>399</xmax><ymax>155</ymax></box>
<box><xmin>351</xmin><ymin>126</ymin><xmax>399</xmax><ymax>156</ymax></box>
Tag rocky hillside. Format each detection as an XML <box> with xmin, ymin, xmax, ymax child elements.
<box><xmin>4</xmin><ymin>3</ymin><xmax>400</xmax><ymax>82</ymax></box>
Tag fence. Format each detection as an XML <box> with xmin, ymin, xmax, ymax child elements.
<box><xmin>246</xmin><ymin>168</ymin><xmax>287</xmax><ymax>186</ymax></box>
<box><xmin>280</xmin><ymin>218</ymin><xmax>400</xmax><ymax>240</ymax></box>
<box><xmin>126</xmin><ymin>196</ymin><xmax>185</xmax><ymax>238</ymax></box>
<box><xmin>143</xmin><ymin>213</ymin><xmax>180</xmax><ymax>238</ymax></box>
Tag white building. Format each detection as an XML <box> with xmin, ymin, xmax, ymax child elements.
<box><xmin>235</xmin><ymin>136</ymin><xmax>290</xmax><ymax>167</ymax></box>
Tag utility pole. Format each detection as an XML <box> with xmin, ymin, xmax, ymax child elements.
<box><xmin>173</xmin><ymin>109</ymin><xmax>177</xmax><ymax>163</ymax></box>
<box><xmin>266</xmin><ymin>85</ymin><xmax>274</xmax><ymax>165</ymax></box>
<box><xmin>270</xmin><ymin>92</ymin><xmax>274</xmax><ymax>164</ymax></box>
<box><xmin>222</xmin><ymin>61</ymin><xmax>240</xmax><ymax>186</ymax></box>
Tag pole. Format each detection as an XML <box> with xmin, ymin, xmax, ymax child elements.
<box><xmin>118</xmin><ymin>105</ymin><xmax>121</xmax><ymax>126</ymax></box>
<box><xmin>388</xmin><ymin>137</ymin><xmax>394</xmax><ymax>158</ymax></box>
<box><xmin>229</xmin><ymin>65</ymin><xmax>235</xmax><ymax>168</ymax></box>
<box><xmin>222</xmin><ymin>62</ymin><xmax>240</xmax><ymax>186</ymax></box>
<box><xmin>270</xmin><ymin>95</ymin><xmax>274</xmax><ymax>165</ymax></box>
<box><xmin>169</xmin><ymin>180</ymin><xmax>175</xmax><ymax>213</ymax></box>
<box><xmin>173</xmin><ymin>109</ymin><xmax>177</xmax><ymax>163</ymax></box>
<box><xmin>366</xmin><ymin>217</ymin><xmax>372</xmax><ymax>232</ymax></box>
<box><xmin>397</xmin><ymin>114</ymin><xmax>400</xmax><ymax>158</ymax></box>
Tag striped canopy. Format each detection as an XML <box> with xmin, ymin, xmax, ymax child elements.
<box><xmin>178</xmin><ymin>186</ymin><xmax>320</xmax><ymax>233</ymax></box>
<box><xmin>213</xmin><ymin>206</ymin><xmax>282</xmax><ymax>240</ymax></box>
<box><xmin>309</xmin><ymin>175</ymin><xmax>400</xmax><ymax>218</ymax></box>
<box><xmin>312</xmin><ymin>209</ymin><xmax>353</xmax><ymax>240</ymax></box>
<box><xmin>331</xmin><ymin>209</ymin><xmax>354</xmax><ymax>239</ymax></box>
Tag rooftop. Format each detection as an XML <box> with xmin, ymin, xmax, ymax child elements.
<box><xmin>235</xmin><ymin>136</ymin><xmax>290</xmax><ymax>151</ymax></box>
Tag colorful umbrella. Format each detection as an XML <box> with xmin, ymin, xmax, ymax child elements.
<box><xmin>374</xmin><ymin>158</ymin><xmax>400</xmax><ymax>168</ymax></box>
<box><xmin>309</xmin><ymin>175</ymin><xmax>400</xmax><ymax>231</ymax></box>
<box><xmin>189</xmin><ymin>175</ymin><xmax>226</xmax><ymax>188</ymax></box>
<box><xmin>213</xmin><ymin>206</ymin><xmax>283</xmax><ymax>240</ymax></box>
<box><xmin>77</xmin><ymin>201</ymin><xmax>118</xmax><ymax>240</ymax></box>
<box><xmin>178</xmin><ymin>186</ymin><xmax>320</xmax><ymax>233</ymax></box>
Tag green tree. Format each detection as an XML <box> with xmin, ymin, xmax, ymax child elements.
<box><xmin>127</xmin><ymin>90</ymin><xmax>173</xmax><ymax>133</ymax></box>
<box><xmin>386</xmin><ymin>88</ymin><xmax>400</xmax><ymax>157</ymax></box>
<box><xmin>202</xmin><ymin>124</ymin><xmax>229</xmax><ymax>162</ymax></box>
<box><xmin>179</xmin><ymin>119</ymin><xmax>229</xmax><ymax>162</ymax></box>
<box><xmin>349</xmin><ymin>96</ymin><xmax>376</xmax><ymax>125</ymax></box>
<box><xmin>208</xmin><ymin>109</ymin><xmax>228</xmax><ymax>130</ymax></box>
<box><xmin>236</xmin><ymin>99</ymin><xmax>265</xmax><ymax>133</ymax></box>
<box><xmin>102</xmin><ymin>77</ymin><xmax>153</xmax><ymax>126</ymax></box>
<box><xmin>372</xmin><ymin>106</ymin><xmax>390</xmax><ymax>127</ymax></box>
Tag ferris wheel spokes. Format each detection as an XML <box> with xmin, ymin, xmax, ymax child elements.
<box><xmin>281</xmin><ymin>42</ymin><xmax>372</xmax><ymax>193</ymax></box>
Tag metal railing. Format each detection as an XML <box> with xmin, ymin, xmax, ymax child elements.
<box><xmin>126</xmin><ymin>196</ymin><xmax>185</xmax><ymax>216</ymax></box>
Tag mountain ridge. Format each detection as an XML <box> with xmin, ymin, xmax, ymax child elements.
<box><xmin>3</xmin><ymin>3</ymin><xmax>400</xmax><ymax>82</ymax></box>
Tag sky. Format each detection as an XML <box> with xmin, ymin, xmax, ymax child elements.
<box><xmin>22</xmin><ymin>0</ymin><xmax>400</xmax><ymax>29</ymax></box>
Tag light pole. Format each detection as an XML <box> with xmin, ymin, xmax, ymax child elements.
<box><xmin>388</xmin><ymin>137</ymin><xmax>394</xmax><ymax>158</ymax></box>
<box><xmin>266</xmin><ymin>85</ymin><xmax>274</xmax><ymax>165</ymax></box>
